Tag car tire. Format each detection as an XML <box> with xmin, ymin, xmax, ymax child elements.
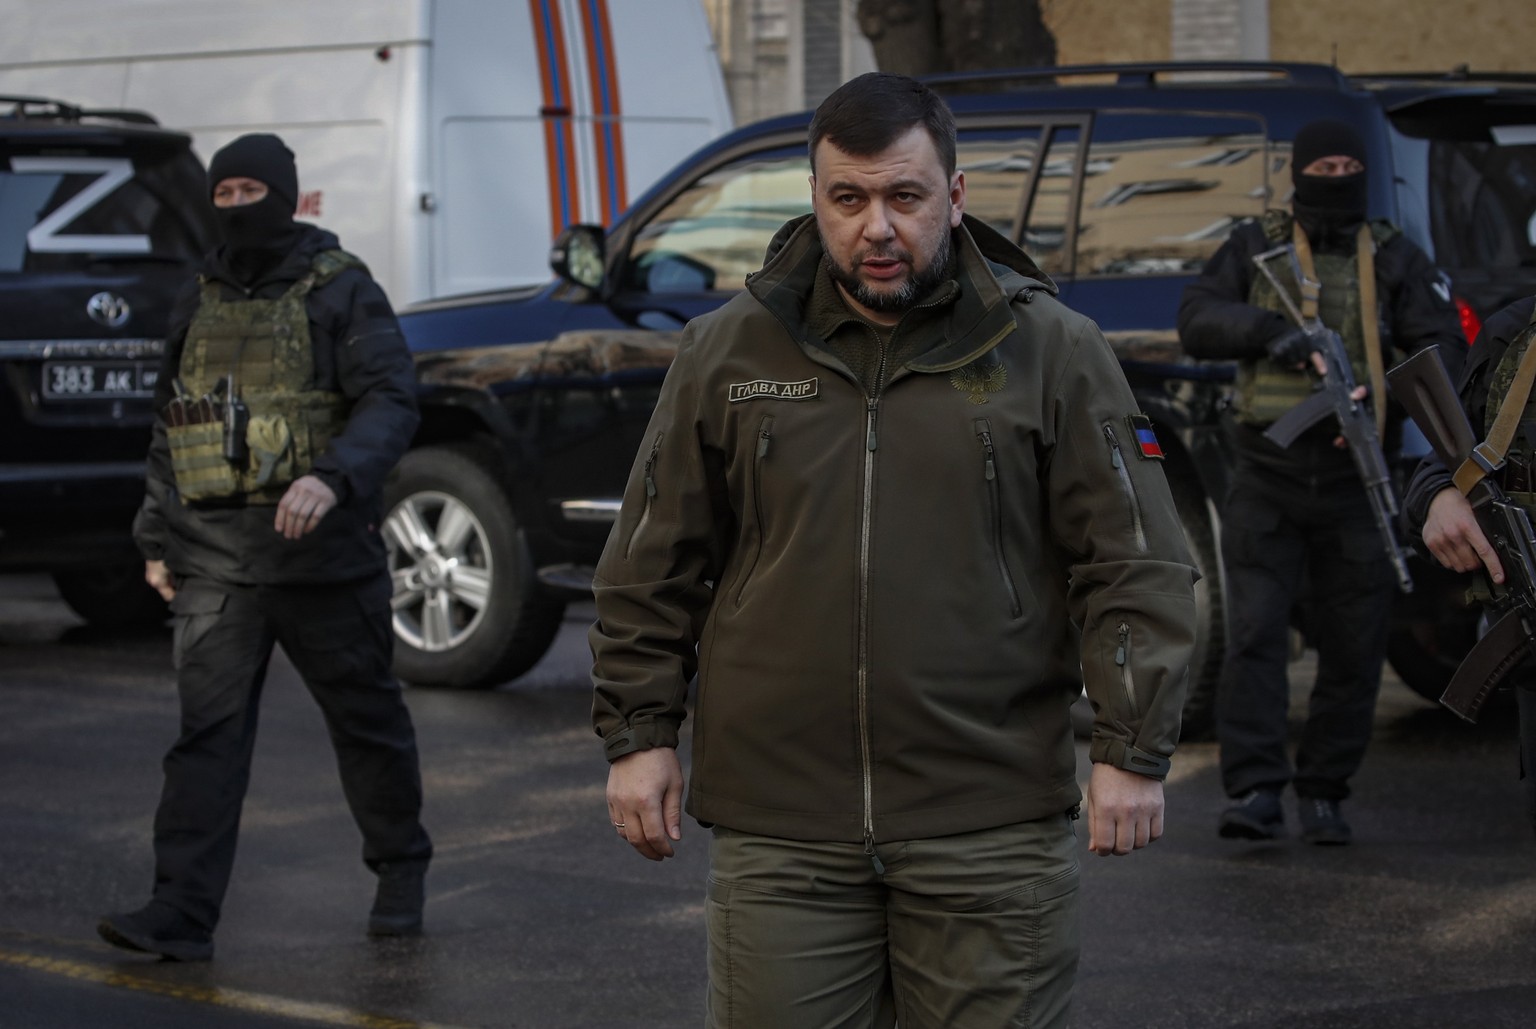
<box><xmin>1169</xmin><ymin>469</ymin><xmax>1225</xmax><ymax>741</ymax></box>
<box><xmin>383</xmin><ymin>445</ymin><xmax>566</xmax><ymax>689</ymax></box>
<box><xmin>51</xmin><ymin>564</ymin><xmax>169</xmax><ymax>628</ymax></box>
<box><xmin>1385</xmin><ymin>560</ymin><xmax>1480</xmax><ymax>705</ymax></box>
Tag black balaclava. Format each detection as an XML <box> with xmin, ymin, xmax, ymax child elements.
<box><xmin>1290</xmin><ymin>119</ymin><xmax>1369</xmax><ymax>244</ymax></box>
<box><xmin>206</xmin><ymin>133</ymin><xmax>302</xmax><ymax>282</ymax></box>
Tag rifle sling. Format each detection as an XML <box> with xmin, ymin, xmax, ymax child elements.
<box><xmin>1454</xmin><ymin>318</ymin><xmax>1536</xmax><ymax>496</ymax></box>
<box><xmin>1291</xmin><ymin>221</ymin><xmax>1387</xmax><ymax>438</ymax></box>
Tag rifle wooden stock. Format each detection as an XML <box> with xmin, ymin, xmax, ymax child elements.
<box><xmin>1383</xmin><ymin>347</ymin><xmax>1477</xmax><ymax>472</ymax></box>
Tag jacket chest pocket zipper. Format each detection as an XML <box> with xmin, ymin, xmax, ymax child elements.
<box><xmin>1102</xmin><ymin>424</ymin><xmax>1147</xmax><ymax>552</ymax></box>
<box><xmin>735</xmin><ymin>415</ymin><xmax>774</xmax><ymax>605</ymax></box>
<box><xmin>624</xmin><ymin>431</ymin><xmax>664</xmax><ymax>559</ymax></box>
<box><xmin>1116</xmin><ymin>619</ymin><xmax>1138</xmax><ymax>718</ymax></box>
<box><xmin>975</xmin><ymin>419</ymin><xmax>1022</xmax><ymax>617</ymax></box>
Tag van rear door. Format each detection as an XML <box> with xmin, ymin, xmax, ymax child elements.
<box><xmin>1383</xmin><ymin>89</ymin><xmax>1536</xmax><ymax>320</ymax></box>
<box><xmin>428</xmin><ymin>0</ymin><xmax>732</xmax><ymax>300</ymax></box>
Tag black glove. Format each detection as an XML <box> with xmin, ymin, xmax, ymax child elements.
<box><xmin>1266</xmin><ymin>325</ymin><xmax>1319</xmax><ymax>368</ymax></box>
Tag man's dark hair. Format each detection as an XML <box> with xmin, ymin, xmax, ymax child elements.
<box><xmin>808</xmin><ymin>72</ymin><xmax>957</xmax><ymax>178</ymax></box>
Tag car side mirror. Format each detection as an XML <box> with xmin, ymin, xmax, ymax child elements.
<box><xmin>550</xmin><ymin>224</ymin><xmax>606</xmax><ymax>290</ymax></box>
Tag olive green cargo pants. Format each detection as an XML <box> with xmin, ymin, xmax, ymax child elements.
<box><xmin>705</xmin><ymin>815</ymin><xmax>1080</xmax><ymax>1029</ymax></box>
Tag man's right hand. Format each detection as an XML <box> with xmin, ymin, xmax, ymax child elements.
<box><xmin>607</xmin><ymin>747</ymin><xmax>684</xmax><ymax>861</ymax></box>
<box><xmin>1424</xmin><ymin>487</ymin><xmax>1504</xmax><ymax>583</ymax></box>
<box><xmin>1266</xmin><ymin>325</ymin><xmax>1318</xmax><ymax>369</ymax></box>
<box><xmin>145</xmin><ymin>559</ymin><xmax>176</xmax><ymax>602</ymax></box>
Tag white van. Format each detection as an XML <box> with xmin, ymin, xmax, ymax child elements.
<box><xmin>0</xmin><ymin>0</ymin><xmax>733</xmax><ymax>305</ymax></box>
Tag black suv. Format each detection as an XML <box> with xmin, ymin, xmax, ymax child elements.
<box><xmin>0</xmin><ymin>97</ymin><xmax>216</xmax><ymax>625</ymax></box>
<box><xmin>390</xmin><ymin>62</ymin><xmax>1536</xmax><ymax>719</ymax></box>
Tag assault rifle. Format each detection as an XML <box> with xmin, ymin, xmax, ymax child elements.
<box><xmin>1387</xmin><ymin>346</ymin><xmax>1536</xmax><ymax>722</ymax></box>
<box><xmin>1251</xmin><ymin>245</ymin><xmax>1414</xmax><ymax>593</ymax></box>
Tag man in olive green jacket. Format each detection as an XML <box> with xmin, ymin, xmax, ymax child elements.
<box><xmin>591</xmin><ymin>72</ymin><xmax>1197</xmax><ymax>1029</ymax></box>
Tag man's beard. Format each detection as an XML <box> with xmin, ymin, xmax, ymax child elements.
<box><xmin>826</xmin><ymin>234</ymin><xmax>956</xmax><ymax>315</ymax></box>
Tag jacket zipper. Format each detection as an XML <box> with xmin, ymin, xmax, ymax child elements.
<box><xmin>624</xmin><ymin>431</ymin><xmax>664</xmax><ymax>559</ymax></box>
<box><xmin>1102</xmin><ymin>424</ymin><xmax>1147</xmax><ymax>552</ymax></box>
<box><xmin>975</xmin><ymin>419</ymin><xmax>1022</xmax><ymax>617</ymax></box>
<box><xmin>735</xmin><ymin>415</ymin><xmax>774</xmax><ymax>605</ymax></box>
<box><xmin>858</xmin><ymin>326</ymin><xmax>888</xmax><ymax>865</ymax></box>
<box><xmin>1116</xmin><ymin>619</ymin><xmax>1138</xmax><ymax>717</ymax></box>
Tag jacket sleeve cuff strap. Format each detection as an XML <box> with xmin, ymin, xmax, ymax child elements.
<box><xmin>601</xmin><ymin>721</ymin><xmax>680</xmax><ymax>762</ymax></box>
<box><xmin>1090</xmin><ymin>738</ymin><xmax>1172</xmax><ymax>780</ymax></box>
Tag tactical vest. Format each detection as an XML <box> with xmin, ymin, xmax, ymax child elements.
<box><xmin>1233</xmin><ymin>210</ymin><xmax>1396</xmax><ymax>427</ymax></box>
<box><xmin>1482</xmin><ymin>307</ymin><xmax>1536</xmax><ymax>515</ymax></box>
<box><xmin>167</xmin><ymin>250</ymin><xmax>359</xmax><ymax>503</ymax></box>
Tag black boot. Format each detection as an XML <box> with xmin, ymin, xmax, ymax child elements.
<box><xmin>98</xmin><ymin>900</ymin><xmax>214</xmax><ymax>961</ymax></box>
<box><xmin>368</xmin><ymin>862</ymin><xmax>426</xmax><ymax>937</ymax></box>
<box><xmin>1218</xmin><ymin>788</ymin><xmax>1285</xmax><ymax>840</ymax></box>
<box><xmin>1297</xmin><ymin>796</ymin><xmax>1352</xmax><ymax>846</ymax></box>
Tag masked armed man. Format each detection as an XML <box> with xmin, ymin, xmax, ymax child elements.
<box><xmin>1178</xmin><ymin>119</ymin><xmax>1463</xmax><ymax>845</ymax></box>
<box><xmin>98</xmin><ymin>133</ymin><xmax>431</xmax><ymax>961</ymax></box>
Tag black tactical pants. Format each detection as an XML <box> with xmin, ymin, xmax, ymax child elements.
<box><xmin>151</xmin><ymin>572</ymin><xmax>431</xmax><ymax>930</ymax></box>
<box><xmin>1518</xmin><ymin>682</ymin><xmax>1536</xmax><ymax>834</ymax></box>
<box><xmin>1216</xmin><ymin>469</ymin><xmax>1394</xmax><ymax>801</ymax></box>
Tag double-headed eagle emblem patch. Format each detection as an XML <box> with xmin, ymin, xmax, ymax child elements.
<box><xmin>950</xmin><ymin>360</ymin><xmax>1008</xmax><ymax>404</ymax></box>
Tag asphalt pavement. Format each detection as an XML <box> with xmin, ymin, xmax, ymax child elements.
<box><xmin>1</xmin><ymin>571</ymin><xmax>1533</xmax><ymax>1028</ymax></box>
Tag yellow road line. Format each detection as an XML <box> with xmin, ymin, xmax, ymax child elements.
<box><xmin>0</xmin><ymin>947</ymin><xmax>475</xmax><ymax>1029</ymax></box>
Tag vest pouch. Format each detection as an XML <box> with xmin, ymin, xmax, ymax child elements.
<box><xmin>294</xmin><ymin>405</ymin><xmax>342</xmax><ymax>484</ymax></box>
<box><xmin>168</xmin><ymin>421</ymin><xmax>240</xmax><ymax>501</ymax></box>
<box><xmin>244</xmin><ymin>414</ymin><xmax>295</xmax><ymax>493</ymax></box>
<box><xmin>1234</xmin><ymin>360</ymin><xmax>1316</xmax><ymax>427</ymax></box>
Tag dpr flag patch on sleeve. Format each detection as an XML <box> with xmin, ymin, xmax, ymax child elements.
<box><xmin>1127</xmin><ymin>414</ymin><xmax>1164</xmax><ymax>460</ymax></box>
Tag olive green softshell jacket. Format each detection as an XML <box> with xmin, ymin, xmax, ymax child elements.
<box><xmin>591</xmin><ymin>213</ymin><xmax>1197</xmax><ymax>843</ymax></box>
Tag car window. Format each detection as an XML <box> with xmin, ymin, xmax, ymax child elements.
<box><xmin>623</xmin><ymin>148</ymin><xmax>808</xmax><ymax>294</ymax></box>
<box><xmin>1023</xmin><ymin>127</ymin><xmax>1082</xmax><ymax>277</ymax></box>
<box><xmin>955</xmin><ymin>129</ymin><xmax>1045</xmax><ymax>241</ymax></box>
<box><xmin>1424</xmin><ymin>129</ymin><xmax>1536</xmax><ymax>272</ymax></box>
<box><xmin>623</xmin><ymin>132</ymin><xmax>1046</xmax><ymax>295</ymax></box>
<box><xmin>0</xmin><ymin>148</ymin><xmax>210</xmax><ymax>272</ymax></box>
<box><xmin>1071</xmin><ymin>112</ymin><xmax>1269</xmax><ymax>278</ymax></box>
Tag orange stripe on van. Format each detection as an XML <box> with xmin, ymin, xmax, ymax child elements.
<box><xmin>576</xmin><ymin>0</ymin><xmax>628</xmax><ymax>225</ymax></box>
<box><xmin>529</xmin><ymin>0</ymin><xmax>582</xmax><ymax>238</ymax></box>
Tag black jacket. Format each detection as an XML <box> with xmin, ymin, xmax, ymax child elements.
<box><xmin>1404</xmin><ymin>295</ymin><xmax>1536</xmax><ymax>534</ymax></box>
<box><xmin>1178</xmin><ymin>217</ymin><xmax>1464</xmax><ymax>486</ymax></box>
<box><xmin>134</xmin><ymin>224</ymin><xmax>419</xmax><ymax>584</ymax></box>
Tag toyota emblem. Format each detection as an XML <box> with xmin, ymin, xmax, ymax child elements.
<box><xmin>87</xmin><ymin>291</ymin><xmax>131</xmax><ymax>328</ymax></box>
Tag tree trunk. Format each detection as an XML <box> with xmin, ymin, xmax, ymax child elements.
<box><xmin>857</xmin><ymin>0</ymin><xmax>1056</xmax><ymax>76</ymax></box>
<box><xmin>855</xmin><ymin>0</ymin><xmax>940</xmax><ymax>76</ymax></box>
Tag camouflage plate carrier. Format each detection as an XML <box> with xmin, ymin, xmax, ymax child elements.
<box><xmin>1234</xmin><ymin>209</ymin><xmax>1397</xmax><ymax>427</ymax></box>
<box><xmin>167</xmin><ymin>250</ymin><xmax>359</xmax><ymax>504</ymax></box>
<box><xmin>1483</xmin><ymin>305</ymin><xmax>1536</xmax><ymax>517</ymax></box>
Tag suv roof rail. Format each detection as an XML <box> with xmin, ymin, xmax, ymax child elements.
<box><xmin>0</xmin><ymin>94</ymin><xmax>160</xmax><ymax>126</ymax></box>
<box><xmin>1354</xmin><ymin>65</ymin><xmax>1536</xmax><ymax>86</ymax></box>
<box><xmin>921</xmin><ymin>61</ymin><xmax>1349</xmax><ymax>92</ymax></box>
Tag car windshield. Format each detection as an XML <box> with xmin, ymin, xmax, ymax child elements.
<box><xmin>0</xmin><ymin>148</ymin><xmax>210</xmax><ymax>272</ymax></box>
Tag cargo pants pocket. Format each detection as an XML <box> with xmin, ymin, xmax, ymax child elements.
<box><xmin>169</xmin><ymin>584</ymin><xmax>230</xmax><ymax>671</ymax></box>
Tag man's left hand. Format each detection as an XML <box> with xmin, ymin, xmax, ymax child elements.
<box><xmin>274</xmin><ymin>475</ymin><xmax>338</xmax><ymax>539</ymax></box>
<box><xmin>1085</xmin><ymin>763</ymin><xmax>1164</xmax><ymax>856</ymax></box>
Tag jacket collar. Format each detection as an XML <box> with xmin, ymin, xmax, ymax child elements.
<box><xmin>746</xmin><ymin>213</ymin><xmax>1058</xmax><ymax>373</ymax></box>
